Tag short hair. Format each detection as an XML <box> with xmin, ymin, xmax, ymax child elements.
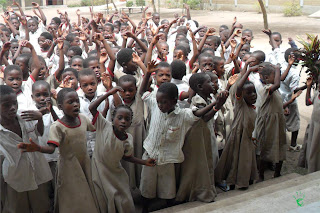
<box><xmin>40</xmin><ymin>32</ymin><xmax>53</xmax><ymax>41</ymax></box>
<box><xmin>259</xmin><ymin>62</ymin><xmax>275</xmax><ymax>77</ymax></box>
<box><xmin>193</xmin><ymin>20</ymin><xmax>199</xmax><ymax>27</ymax></box>
<box><xmin>252</xmin><ymin>50</ymin><xmax>266</xmax><ymax>63</ymax></box>
<box><xmin>104</xmin><ymin>23</ymin><xmax>114</xmax><ymax>31</ymax></box>
<box><xmin>29</xmin><ymin>55</ymin><xmax>46</xmax><ymax>69</ymax></box>
<box><xmin>117</xmin><ymin>48</ymin><xmax>134</xmax><ymax>66</ymax></box>
<box><xmin>0</xmin><ymin>85</ymin><xmax>15</xmax><ymax>100</ymax></box>
<box><xmin>83</xmin><ymin>56</ymin><xmax>98</xmax><ymax>68</ymax></box>
<box><xmin>68</xmin><ymin>46</ymin><xmax>82</xmax><ymax>56</ymax></box>
<box><xmin>57</xmin><ymin>88</ymin><xmax>76</xmax><ymax>105</ymax></box>
<box><xmin>201</xmin><ymin>48</ymin><xmax>215</xmax><ymax>55</ymax></box>
<box><xmin>220</xmin><ymin>24</ymin><xmax>229</xmax><ymax>30</ymax></box>
<box><xmin>189</xmin><ymin>73</ymin><xmax>209</xmax><ymax>92</ymax></box>
<box><xmin>52</xmin><ymin>17</ymin><xmax>61</xmax><ymax>26</ymax></box>
<box><xmin>10</xmin><ymin>38</ymin><xmax>18</xmax><ymax>43</ymax></box>
<box><xmin>65</xmin><ymin>33</ymin><xmax>77</xmax><ymax>42</ymax></box>
<box><xmin>118</xmin><ymin>74</ymin><xmax>137</xmax><ymax>86</ymax></box>
<box><xmin>159</xmin><ymin>41</ymin><xmax>169</xmax><ymax>49</ymax></box>
<box><xmin>174</xmin><ymin>45</ymin><xmax>188</xmax><ymax>57</ymax></box>
<box><xmin>70</xmin><ymin>55</ymin><xmax>84</xmax><ymax>64</ymax></box>
<box><xmin>161</xmin><ymin>19</ymin><xmax>169</xmax><ymax>25</ymax></box>
<box><xmin>198</xmin><ymin>53</ymin><xmax>214</xmax><ymax>64</ymax></box>
<box><xmin>78</xmin><ymin>68</ymin><xmax>97</xmax><ymax>81</ymax></box>
<box><xmin>284</xmin><ymin>48</ymin><xmax>298</xmax><ymax>63</ymax></box>
<box><xmin>1</xmin><ymin>28</ymin><xmax>11</xmax><ymax>34</ymax></box>
<box><xmin>157</xmin><ymin>61</ymin><xmax>171</xmax><ymax>72</ymax></box>
<box><xmin>111</xmin><ymin>104</ymin><xmax>133</xmax><ymax>121</ymax></box>
<box><xmin>207</xmin><ymin>35</ymin><xmax>221</xmax><ymax>46</ymax></box>
<box><xmin>14</xmin><ymin>53</ymin><xmax>32</xmax><ymax>65</ymax></box>
<box><xmin>171</xmin><ymin>60</ymin><xmax>186</xmax><ymax>80</ymax></box>
<box><xmin>206</xmin><ymin>71</ymin><xmax>218</xmax><ymax>80</ymax></box>
<box><xmin>242</xmin><ymin>29</ymin><xmax>253</xmax><ymax>36</ymax></box>
<box><xmin>28</xmin><ymin>18</ymin><xmax>38</xmax><ymax>24</ymax></box>
<box><xmin>212</xmin><ymin>56</ymin><xmax>224</xmax><ymax>65</ymax></box>
<box><xmin>176</xmin><ymin>33</ymin><xmax>186</xmax><ymax>39</ymax></box>
<box><xmin>120</xmin><ymin>23</ymin><xmax>129</xmax><ymax>28</ymax></box>
<box><xmin>32</xmin><ymin>80</ymin><xmax>50</xmax><ymax>93</ymax></box>
<box><xmin>271</xmin><ymin>32</ymin><xmax>282</xmax><ymax>40</ymax></box>
<box><xmin>177</xmin><ymin>26</ymin><xmax>188</xmax><ymax>35</ymax></box>
<box><xmin>63</xmin><ymin>40</ymin><xmax>70</xmax><ymax>49</ymax></box>
<box><xmin>4</xmin><ymin>65</ymin><xmax>22</xmax><ymax>78</ymax></box>
<box><xmin>61</xmin><ymin>68</ymin><xmax>78</xmax><ymax>80</ymax></box>
<box><xmin>88</xmin><ymin>50</ymin><xmax>98</xmax><ymax>57</ymax></box>
<box><xmin>157</xmin><ymin>82</ymin><xmax>178</xmax><ymax>100</ymax></box>
<box><xmin>113</xmin><ymin>20</ymin><xmax>121</xmax><ymax>27</ymax></box>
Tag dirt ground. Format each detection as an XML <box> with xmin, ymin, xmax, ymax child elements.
<box><xmin>31</xmin><ymin>6</ymin><xmax>318</xmax><ymax>177</ymax></box>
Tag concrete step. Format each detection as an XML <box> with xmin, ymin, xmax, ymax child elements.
<box><xmin>153</xmin><ymin>172</ymin><xmax>320</xmax><ymax>213</ymax></box>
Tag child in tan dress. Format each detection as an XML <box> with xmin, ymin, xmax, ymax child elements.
<box><xmin>18</xmin><ymin>88</ymin><xmax>99</xmax><ymax>213</ymax></box>
<box><xmin>254</xmin><ymin>62</ymin><xmax>287</xmax><ymax>180</ymax></box>
<box><xmin>89</xmin><ymin>86</ymin><xmax>155</xmax><ymax>213</ymax></box>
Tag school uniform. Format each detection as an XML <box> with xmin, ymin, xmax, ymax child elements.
<box><xmin>139</xmin><ymin>91</ymin><xmax>199</xmax><ymax>199</ymax></box>
<box><xmin>0</xmin><ymin>116</ymin><xmax>52</xmax><ymax>213</ymax></box>
<box><xmin>114</xmin><ymin>67</ymin><xmax>144</xmax><ymax>89</ymax></box>
<box><xmin>29</xmin><ymin>23</ymin><xmax>47</xmax><ymax>55</ymax></box>
<box><xmin>171</xmin><ymin>78</ymin><xmax>190</xmax><ymax>108</ymax></box>
<box><xmin>17</xmin><ymin>76</ymin><xmax>36</xmax><ymax>114</ymax></box>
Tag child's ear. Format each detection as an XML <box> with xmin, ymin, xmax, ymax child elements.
<box><xmin>197</xmin><ymin>83</ymin><xmax>203</xmax><ymax>91</ymax></box>
<box><xmin>57</xmin><ymin>103</ymin><xmax>63</xmax><ymax>110</ymax></box>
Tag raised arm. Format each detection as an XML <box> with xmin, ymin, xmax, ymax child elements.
<box><xmin>305</xmin><ymin>77</ymin><xmax>313</xmax><ymax>106</ymax></box>
<box><xmin>269</xmin><ymin>65</ymin><xmax>281</xmax><ymax>95</ymax></box>
<box><xmin>280</xmin><ymin>54</ymin><xmax>295</xmax><ymax>81</ymax></box>
<box><xmin>32</xmin><ymin>2</ymin><xmax>46</xmax><ymax>25</ymax></box>
<box><xmin>144</xmin><ymin>34</ymin><xmax>160</xmax><ymax>65</ymax></box>
<box><xmin>198</xmin><ymin>28</ymin><xmax>215</xmax><ymax>52</ymax></box>
<box><xmin>262</xmin><ymin>29</ymin><xmax>278</xmax><ymax>50</ymax></box>
<box><xmin>139</xmin><ymin>60</ymin><xmax>158</xmax><ymax>96</ymax></box>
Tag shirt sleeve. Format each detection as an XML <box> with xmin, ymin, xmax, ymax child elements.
<box><xmin>82</xmin><ymin>114</ymin><xmax>96</xmax><ymax>132</ymax></box>
<box><xmin>47</xmin><ymin>122</ymin><xmax>62</xmax><ymax>147</ymax></box>
<box><xmin>92</xmin><ymin>111</ymin><xmax>111</xmax><ymax>132</ymax></box>
<box><xmin>123</xmin><ymin>134</ymin><xmax>133</xmax><ymax>157</ymax></box>
<box><xmin>142</xmin><ymin>91</ymin><xmax>156</xmax><ymax>108</ymax></box>
<box><xmin>183</xmin><ymin>108</ymin><xmax>200</xmax><ymax>127</ymax></box>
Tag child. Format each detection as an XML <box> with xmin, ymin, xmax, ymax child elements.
<box><xmin>112</xmin><ymin>74</ymin><xmax>147</xmax><ymax>193</ymax></box>
<box><xmin>0</xmin><ymin>85</ymin><xmax>52</xmax><ymax>213</ymax></box>
<box><xmin>303</xmin><ymin>76</ymin><xmax>320</xmax><ymax>173</ymax></box>
<box><xmin>70</xmin><ymin>55</ymin><xmax>84</xmax><ymax>72</ymax></box>
<box><xmin>38</xmin><ymin>32</ymin><xmax>53</xmax><ymax>58</ymax></box>
<box><xmin>89</xmin><ymin>88</ymin><xmax>155</xmax><ymax>213</ymax></box>
<box><xmin>176</xmin><ymin>73</ymin><xmax>228</xmax><ymax>203</ymax></box>
<box><xmin>215</xmin><ymin>67</ymin><xmax>259</xmax><ymax>190</ymax></box>
<box><xmin>139</xmin><ymin>71</ymin><xmax>200</xmax><ymax>210</ymax></box>
<box><xmin>255</xmin><ymin>62</ymin><xmax>286</xmax><ymax>180</ymax></box>
<box><xmin>18</xmin><ymin>88</ymin><xmax>99</xmax><ymax>213</ymax></box>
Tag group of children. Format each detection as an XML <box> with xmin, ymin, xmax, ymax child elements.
<box><xmin>0</xmin><ymin>2</ymin><xmax>319</xmax><ymax>213</ymax></box>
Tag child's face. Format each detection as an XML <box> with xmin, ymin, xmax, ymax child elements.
<box><xmin>0</xmin><ymin>31</ymin><xmax>10</xmax><ymax>43</ymax></box>
<box><xmin>5</xmin><ymin>69</ymin><xmax>23</xmax><ymax>93</ymax></box>
<box><xmin>10</xmin><ymin>42</ymin><xmax>19</xmax><ymax>55</ymax></box>
<box><xmin>112</xmin><ymin>108</ymin><xmax>132</xmax><ymax>132</ymax></box>
<box><xmin>155</xmin><ymin>67</ymin><xmax>172</xmax><ymax>86</ymax></box>
<box><xmin>201</xmin><ymin>74</ymin><xmax>215</xmax><ymax>96</ymax></box>
<box><xmin>214</xmin><ymin>60</ymin><xmax>225</xmax><ymax>77</ymax></box>
<box><xmin>32</xmin><ymin>84</ymin><xmax>50</xmax><ymax>109</ymax></box>
<box><xmin>158</xmin><ymin>32</ymin><xmax>167</xmax><ymax>42</ymax></box>
<box><xmin>134</xmin><ymin>43</ymin><xmax>143</xmax><ymax>56</ymax></box>
<box><xmin>27</xmin><ymin>19</ymin><xmax>38</xmax><ymax>33</ymax></box>
<box><xmin>11</xmin><ymin>19</ymin><xmax>20</xmax><ymax>30</ymax></box>
<box><xmin>152</xmin><ymin>14</ymin><xmax>160</xmax><ymax>26</ymax></box>
<box><xmin>71</xmin><ymin>58</ymin><xmax>83</xmax><ymax>72</ymax></box>
<box><xmin>146</xmin><ymin>30</ymin><xmax>153</xmax><ymax>43</ymax></box>
<box><xmin>211</xmin><ymin>75</ymin><xmax>219</xmax><ymax>94</ymax></box>
<box><xmin>59</xmin><ymin>91</ymin><xmax>80</xmax><ymax>118</ymax></box>
<box><xmin>70</xmin><ymin>37</ymin><xmax>80</xmax><ymax>46</ymax></box>
<box><xmin>242</xmin><ymin>53</ymin><xmax>251</xmax><ymax>63</ymax></box>
<box><xmin>240</xmin><ymin>44</ymin><xmax>250</xmax><ymax>59</ymax></box>
<box><xmin>104</xmin><ymin>25</ymin><xmax>113</xmax><ymax>34</ymax></box>
<box><xmin>198</xmin><ymin>28</ymin><xmax>207</xmax><ymax>38</ymax></box>
<box><xmin>113</xmin><ymin>25</ymin><xmax>120</xmax><ymax>34</ymax></box>
<box><xmin>67</xmin><ymin>50</ymin><xmax>76</xmax><ymax>65</ymax></box>
<box><xmin>180</xmin><ymin>18</ymin><xmax>186</xmax><ymax>26</ymax></box>
<box><xmin>38</xmin><ymin>36</ymin><xmax>49</xmax><ymax>50</ymax></box>
<box><xmin>14</xmin><ymin>58</ymin><xmax>28</xmax><ymax>77</ymax></box>
<box><xmin>242</xmin><ymin>31</ymin><xmax>253</xmax><ymax>43</ymax></box>
<box><xmin>156</xmin><ymin>91</ymin><xmax>177</xmax><ymax>113</ymax></box>
<box><xmin>79</xmin><ymin>75</ymin><xmax>97</xmax><ymax>99</ymax></box>
<box><xmin>199</xmin><ymin>57</ymin><xmax>214</xmax><ymax>72</ymax></box>
<box><xmin>120</xmin><ymin>25</ymin><xmax>128</xmax><ymax>34</ymax></box>
<box><xmin>271</xmin><ymin>34</ymin><xmax>282</xmax><ymax>47</ymax></box>
<box><xmin>248</xmin><ymin>56</ymin><xmax>259</xmax><ymax>67</ymax></box>
<box><xmin>125</xmin><ymin>59</ymin><xmax>138</xmax><ymax>73</ymax></box>
<box><xmin>61</xmin><ymin>72</ymin><xmax>78</xmax><ymax>90</ymax></box>
<box><xmin>204</xmin><ymin>39</ymin><xmax>215</xmax><ymax>50</ymax></box>
<box><xmin>88</xmin><ymin>60</ymin><xmax>101</xmax><ymax>79</ymax></box>
<box><xmin>159</xmin><ymin>43</ymin><xmax>169</xmax><ymax>57</ymax></box>
<box><xmin>243</xmin><ymin>83</ymin><xmax>257</xmax><ymax>105</ymax></box>
<box><xmin>119</xmin><ymin>81</ymin><xmax>137</xmax><ymax>104</ymax></box>
<box><xmin>60</xmin><ymin>15</ymin><xmax>66</xmax><ymax>23</ymax></box>
<box><xmin>0</xmin><ymin>93</ymin><xmax>18</xmax><ymax>120</ymax></box>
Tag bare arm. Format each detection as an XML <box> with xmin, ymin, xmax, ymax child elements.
<box><xmin>269</xmin><ymin>65</ymin><xmax>281</xmax><ymax>95</ymax></box>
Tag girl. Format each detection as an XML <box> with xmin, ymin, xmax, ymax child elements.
<box><xmin>255</xmin><ymin>62</ymin><xmax>287</xmax><ymax>180</ymax></box>
<box><xmin>215</xmin><ymin>67</ymin><xmax>259</xmax><ymax>190</ymax></box>
<box><xmin>301</xmin><ymin>76</ymin><xmax>320</xmax><ymax>173</ymax></box>
<box><xmin>18</xmin><ymin>88</ymin><xmax>99</xmax><ymax>213</ymax></box>
<box><xmin>89</xmin><ymin>87</ymin><xmax>155</xmax><ymax>213</ymax></box>
<box><xmin>176</xmin><ymin>73</ymin><xmax>228</xmax><ymax>203</ymax></box>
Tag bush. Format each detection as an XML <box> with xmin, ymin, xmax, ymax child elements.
<box><xmin>126</xmin><ymin>1</ymin><xmax>134</xmax><ymax>7</ymax></box>
<box><xmin>187</xmin><ymin>0</ymin><xmax>200</xmax><ymax>10</ymax></box>
<box><xmin>283</xmin><ymin>0</ymin><xmax>302</xmax><ymax>17</ymax></box>
<box><xmin>136</xmin><ymin>0</ymin><xmax>145</xmax><ymax>6</ymax></box>
<box><xmin>81</xmin><ymin>0</ymin><xmax>105</xmax><ymax>6</ymax></box>
<box><xmin>68</xmin><ymin>3</ymin><xmax>81</xmax><ymax>7</ymax></box>
<box><xmin>0</xmin><ymin>0</ymin><xmax>12</xmax><ymax>11</ymax></box>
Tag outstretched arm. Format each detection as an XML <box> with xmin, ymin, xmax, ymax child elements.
<box><xmin>269</xmin><ymin>65</ymin><xmax>281</xmax><ymax>95</ymax></box>
<box><xmin>18</xmin><ymin>138</ymin><xmax>56</xmax><ymax>154</ymax></box>
<box><xmin>139</xmin><ymin>60</ymin><xmax>158</xmax><ymax>96</ymax></box>
<box><xmin>305</xmin><ymin>77</ymin><xmax>313</xmax><ymax>106</ymax></box>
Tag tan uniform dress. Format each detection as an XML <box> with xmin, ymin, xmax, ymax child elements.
<box><xmin>48</xmin><ymin>114</ymin><xmax>99</xmax><ymax>213</ymax></box>
<box><xmin>176</xmin><ymin>95</ymin><xmax>217</xmax><ymax>202</ymax></box>
<box><xmin>255</xmin><ymin>85</ymin><xmax>287</xmax><ymax>163</ymax></box>
<box><xmin>215</xmin><ymin>95</ymin><xmax>259</xmax><ymax>188</ymax></box>
<box><xmin>92</xmin><ymin>112</ymin><xmax>135</xmax><ymax>213</ymax></box>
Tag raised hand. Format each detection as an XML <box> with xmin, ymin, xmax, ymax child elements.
<box><xmin>262</xmin><ymin>29</ymin><xmax>272</xmax><ymax>36</ymax></box>
<box><xmin>306</xmin><ymin>77</ymin><xmax>313</xmax><ymax>87</ymax></box>
<box><xmin>132</xmin><ymin>52</ymin><xmax>141</xmax><ymax>64</ymax></box>
<box><xmin>206</xmin><ymin>28</ymin><xmax>216</xmax><ymax>36</ymax></box>
<box><xmin>230</xmin><ymin>39</ymin><xmax>237</xmax><ymax>49</ymax></box>
<box><xmin>7</xmin><ymin>6</ymin><xmax>14</xmax><ymax>12</ymax></box>
<box><xmin>146</xmin><ymin>12</ymin><xmax>152</xmax><ymax>20</ymax></box>
<box><xmin>101</xmin><ymin>73</ymin><xmax>112</xmax><ymax>90</ymax></box>
<box><xmin>240</xmin><ymin>36</ymin><xmax>247</xmax><ymax>45</ymax></box>
<box><xmin>31</xmin><ymin>2</ymin><xmax>39</xmax><ymax>8</ymax></box>
<box><xmin>234</xmin><ymin>29</ymin><xmax>242</xmax><ymax>37</ymax></box>
<box><xmin>20</xmin><ymin>40</ymin><xmax>33</xmax><ymax>49</ymax></box>
<box><xmin>151</xmin><ymin>34</ymin><xmax>161</xmax><ymax>45</ymax></box>
<box><xmin>94</xmin><ymin>32</ymin><xmax>104</xmax><ymax>41</ymax></box>
<box><xmin>100</xmin><ymin>51</ymin><xmax>109</xmax><ymax>63</ymax></box>
<box><xmin>228</xmin><ymin>74</ymin><xmax>238</xmax><ymax>86</ymax></box>
<box><xmin>288</xmin><ymin>54</ymin><xmax>295</xmax><ymax>66</ymax></box>
<box><xmin>17</xmin><ymin>138</ymin><xmax>41</xmax><ymax>152</ymax></box>
<box><xmin>291</xmin><ymin>90</ymin><xmax>302</xmax><ymax>100</ymax></box>
<box><xmin>2</xmin><ymin>42</ymin><xmax>11</xmax><ymax>52</ymax></box>
<box><xmin>21</xmin><ymin>110</ymin><xmax>43</xmax><ymax>121</ymax></box>
<box><xmin>147</xmin><ymin>60</ymin><xmax>158</xmax><ymax>73</ymax></box>
<box><xmin>76</xmin><ymin>9</ymin><xmax>81</xmax><ymax>16</ymax></box>
<box><xmin>59</xmin><ymin>75</ymin><xmax>72</xmax><ymax>88</ymax></box>
<box><xmin>108</xmin><ymin>86</ymin><xmax>124</xmax><ymax>95</ymax></box>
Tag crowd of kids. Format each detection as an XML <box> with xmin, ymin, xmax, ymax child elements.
<box><xmin>0</xmin><ymin>2</ymin><xmax>319</xmax><ymax>213</ymax></box>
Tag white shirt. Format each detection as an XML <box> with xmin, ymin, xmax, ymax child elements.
<box><xmin>0</xmin><ymin>116</ymin><xmax>52</xmax><ymax>192</ymax></box>
<box><xmin>142</xmin><ymin>91</ymin><xmax>199</xmax><ymax>165</ymax></box>
<box><xmin>29</xmin><ymin>23</ymin><xmax>47</xmax><ymax>55</ymax></box>
<box><xmin>17</xmin><ymin>77</ymin><xmax>36</xmax><ymax>114</ymax></box>
<box><xmin>280</xmin><ymin>64</ymin><xmax>300</xmax><ymax>103</ymax></box>
<box><xmin>171</xmin><ymin>78</ymin><xmax>190</xmax><ymax>108</ymax></box>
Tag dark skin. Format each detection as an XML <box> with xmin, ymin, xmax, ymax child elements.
<box><xmin>118</xmin><ymin>81</ymin><xmax>137</xmax><ymax>105</ymax></box>
<box><xmin>236</xmin><ymin>67</ymin><xmax>257</xmax><ymax>106</ymax></box>
<box><xmin>155</xmin><ymin>92</ymin><xmax>177</xmax><ymax>114</ymax></box>
<box><xmin>4</xmin><ymin>69</ymin><xmax>23</xmax><ymax>93</ymax></box>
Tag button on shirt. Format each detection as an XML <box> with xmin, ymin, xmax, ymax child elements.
<box><xmin>142</xmin><ymin>91</ymin><xmax>199</xmax><ymax>165</ymax></box>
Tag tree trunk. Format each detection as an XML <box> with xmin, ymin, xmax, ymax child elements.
<box><xmin>151</xmin><ymin>0</ymin><xmax>156</xmax><ymax>12</ymax></box>
<box><xmin>258</xmin><ymin>0</ymin><xmax>268</xmax><ymax>29</ymax></box>
<box><xmin>110</xmin><ymin>0</ymin><xmax>117</xmax><ymax>11</ymax></box>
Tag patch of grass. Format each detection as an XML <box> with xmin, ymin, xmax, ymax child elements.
<box><xmin>283</xmin><ymin>0</ymin><xmax>302</xmax><ymax>17</ymax></box>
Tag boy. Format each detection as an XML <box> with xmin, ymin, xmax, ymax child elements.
<box><xmin>0</xmin><ymin>85</ymin><xmax>52</xmax><ymax>213</ymax></box>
